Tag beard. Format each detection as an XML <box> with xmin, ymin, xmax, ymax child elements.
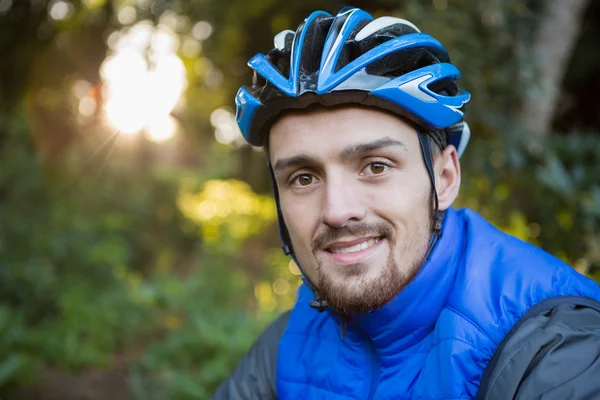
<box><xmin>311</xmin><ymin>199</ymin><xmax>434</xmax><ymax>314</ymax></box>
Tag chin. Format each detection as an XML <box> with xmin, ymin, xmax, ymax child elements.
<box><xmin>315</xmin><ymin>254</ymin><xmax>423</xmax><ymax>314</ymax></box>
<box><xmin>337</xmin><ymin>263</ymin><xmax>385</xmax><ymax>282</ymax></box>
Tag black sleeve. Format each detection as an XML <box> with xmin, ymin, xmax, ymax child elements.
<box><xmin>478</xmin><ymin>299</ymin><xmax>600</xmax><ymax>400</ymax></box>
<box><xmin>210</xmin><ymin>310</ymin><xmax>291</xmax><ymax>400</ymax></box>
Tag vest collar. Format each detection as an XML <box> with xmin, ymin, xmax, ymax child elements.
<box><xmin>339</xmin><ymin>207</ymin><xmax>463</xmax><ymax>355</ymax></box>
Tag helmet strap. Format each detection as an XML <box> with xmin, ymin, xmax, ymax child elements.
<box><xmin>416</xmin><ymin>131</ymin><xmax>444</xmax><ymax>260</ymax></box>
<box><xmin>268</xmin><ymin>163</ymin><xmax>329</xmax><ymax>310</ymax></box>
<box><xmin>268</xmin><ymin>164</ymin><xmax>293</xmax><ymax>255</ymax></box>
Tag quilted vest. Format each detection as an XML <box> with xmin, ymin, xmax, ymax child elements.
<box><xmin>277</xmin><ymin>207</ymin><xmax>600</xmax><ymax>399</ymax></box>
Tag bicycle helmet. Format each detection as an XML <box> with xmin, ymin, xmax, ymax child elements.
<box><xmin>235</xmin><ymin>7</ymin><xmax>471</xmax><ymax>156</ymax></box>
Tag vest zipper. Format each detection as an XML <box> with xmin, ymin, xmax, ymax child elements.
<box><xmin>367</xmin><ymin>337</ymin><xmax>380</xmax><ymax>399</ymax></box>
<box><xmin>340</xmin><ymin>315</ymin><xmax>348</xmax><ymax>340</ymax></box>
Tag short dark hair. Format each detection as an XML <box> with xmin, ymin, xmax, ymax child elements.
<box><xmin>427</xmin><ymin>129</ymin><xmax>448</xmax><ymax>158</ymax></box>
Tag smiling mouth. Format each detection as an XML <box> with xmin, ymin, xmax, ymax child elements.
<box><xmin>326</xmin><ymin>237</ymin><xmax>382</xmax><ymax>254</ymax></box>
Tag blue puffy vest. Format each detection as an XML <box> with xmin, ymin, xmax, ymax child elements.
<box><xmin>277</xmin><ymin>207</ymin><xmax>600</xmax><ymax>399</ymax></box>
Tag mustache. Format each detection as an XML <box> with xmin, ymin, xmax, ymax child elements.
<box><xmin>312</xmin><ymin>222</ymin><xmax>395</xmax><ymax>251</ymax></box>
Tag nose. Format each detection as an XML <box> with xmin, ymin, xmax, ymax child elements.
<box><xmin>321</xmin><ymin>178</ymin><xmax>366</xmax><ymax>228</ymax></box>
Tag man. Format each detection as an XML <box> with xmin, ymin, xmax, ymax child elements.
<box><xmin>213</xmin><ymin>7</ymin><xmax>600</xmax><ymax>399</ymax></box>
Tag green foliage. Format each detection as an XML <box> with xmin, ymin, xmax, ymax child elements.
<box><xmin>0</xmin><ymin>116</ymin><xmax>272</xmax><ymax>397</ymax></box>
<box><xmin>0</xmin><ymin>117</ymin><xmax>172</xmax><ymax>385</ymax></box>
<box><xmin>128</xmin><ymin>261</ymin><xmax>266</xmax><ymax>400</ymax></box>
<box><xmin>0</xmin><ymin>114</ymin><xmax>277</xmax><ymax>397</ymax></box>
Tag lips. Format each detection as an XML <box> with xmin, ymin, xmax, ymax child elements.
<box><xmin>323</xmin><ymin>236</ymin><xmax>385</xmax><ymax>265</ymax></box>
<box><xmin>326</xmin><ymin>237</ymin><xmax>381</xmax><ymax>254</ymax></box>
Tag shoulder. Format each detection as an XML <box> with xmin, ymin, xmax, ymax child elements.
<box><xmin>448</xmin><ymin>208</ymin><xmax>600</xmax><ymax>344</ymax></box>
<box><xmin>210</xmin><ymin>310</ymin><xmax>291</xmax><ymax>400</ymax></box>
<box><xmin>477</xmin><ymin>298</ymin><xmax>600</xmax><ymax>399</ymax></box>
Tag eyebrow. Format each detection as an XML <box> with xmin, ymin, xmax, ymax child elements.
<box><xmin>339</xmin><ymin>137</ymin><xmax>408</xmax><ymax>161</ymax></box>
<box><xmin>272</xmin><ymin>155</ymin><xmax>320</xmax><ymax>175</ymax></box>
<box><xmin>271</xmin><ymin>137</ymin><xmax>408</xmax><ymax>175</ymax></box>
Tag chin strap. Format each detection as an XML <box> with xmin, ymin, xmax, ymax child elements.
<box><xmin>417</xmin><ymin>131</ymin><xmax>444</xmax><ymax>261</ymax></box>
<box><xmin>309</xmin><ymin>297</ymin><xmax>329</xmax><ymax>312</ymax></box>
<box><xmin>301</xmin><ymin>260</ymin><xmax>328</xmax><ymax>312</ymax></box>
<box><xmin>268</xmin><ymin>164</ymin><xmax>293</xmax><ymax>255</ymax></box>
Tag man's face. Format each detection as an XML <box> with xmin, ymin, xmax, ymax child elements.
<box><xmin>269</xmin><ymin>106</ymin><xmax>436</xmax><ymax>314</ymax></box>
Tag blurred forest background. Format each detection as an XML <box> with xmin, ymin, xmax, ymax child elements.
<box><xmin>1</xmin><ymin>0</ymin><xmax>599</xmax><ymax>399</ymax></box>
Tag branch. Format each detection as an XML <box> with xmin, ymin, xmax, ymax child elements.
<box><xmin>519</xmin><ymin>0</ymin><xmax>590</xmax><ymax>137</ymax></box>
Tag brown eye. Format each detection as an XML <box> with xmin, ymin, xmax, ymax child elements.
<box><xmin>296</xmin><ymin>174</ymin><xmax>313</xmax><ymax>186</ymax></box>
<box><xmin>369</xmin><ymin>163</ymin><xmax>388</xmax><ymax>174</ymax></box>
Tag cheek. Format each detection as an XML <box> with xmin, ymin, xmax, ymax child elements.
<box><xmin>366</xmin><ymin>170</ymin><xmax>430</xmax><ymax>217</ymax></box>
<box><xmin>280</xmin><ymin>194</ymin><xmax>319</xmax><ymax>248</ymax></box>
<box><xmin>279</xmin><ymin>194</ymin><xmax>321</xmax><ymax>282</ymax></box>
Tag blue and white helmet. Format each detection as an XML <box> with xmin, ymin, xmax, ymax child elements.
<box><xmin>235</xmin><ymin>7</ymin><xmax>471</xmax><ymax>157</ymax></box>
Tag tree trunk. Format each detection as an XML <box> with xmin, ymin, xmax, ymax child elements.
<box><xmin>520</xmin><ymin>0</ymin><xmax>590</xmax><ymax>137</ymax></box>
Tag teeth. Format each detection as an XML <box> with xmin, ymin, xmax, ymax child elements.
<box><xmin>330</xmin><ymin>238</ymin><xmax>380</xmax><ymax>254</ymax></box>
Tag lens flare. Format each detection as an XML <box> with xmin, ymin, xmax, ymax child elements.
<box><xmin>99</xmin><ymin>21</ymin><xmax>187</xmax><ymax>140</ymax></box>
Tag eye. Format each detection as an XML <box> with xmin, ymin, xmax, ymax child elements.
<box><xmin>292</xmin><ymin>174</ymin><xmax>315</xmax><ymax>187</ymax></box>
<box><xmin>363</xmin><ymin>162</ymin><xmax>389</xmax><ymax>176</ymax></box>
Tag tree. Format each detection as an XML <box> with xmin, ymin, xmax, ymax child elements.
<box><xmin>519</xmin><ymin>0</ymin><xmax>591</xmax><ymax>137</ymax></box>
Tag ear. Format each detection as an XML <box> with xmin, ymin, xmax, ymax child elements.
<box><xmin>434</xmin><ymin>145</ymin><xmax>461</xmax><ymax>211</ymax></box>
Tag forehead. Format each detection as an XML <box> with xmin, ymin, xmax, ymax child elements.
<box><xmin>268</xmin><ymin>106</ymin><xmax>418</xmax><ymax>159</ymax></box>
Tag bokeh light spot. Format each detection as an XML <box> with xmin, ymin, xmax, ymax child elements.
<box><xmin>49</xmin><ymin>1</ymin><xmax>74</xmax><ymax>21</ymax></box>
<box><xmin>198</xmin><ymin>200</ymin><xmax>217</xmax><ymax>220</ymax></box>
<box><xmin>211</xmin><ymin>108</ymin><xmax>244</xmax><ymax>146</ymax></box>
<box><xmin>273</xmin><ymin>279</ymin><xmax>290</xmax><ymax>296</ymax></box>
<box><xmin>79</xmin><ymin>97</ymin><xmax>97</xmax><ymax>117</ymax></box>
<box><xmin>192</xmin><ymin>21</ymin><xmax>213</xmax><ymax>41</ymax></box>
<box><xmin>182</xmin><ymin>37</ymin><xmax>202</xmax><ymax>58</ymax></box>
<box><xmin>118</xmin><ymin>6</ymin><xmax>137</xmax><ymax>25</ymax></box>
<box><xmin>288</xmin><ymin>260</ymin><xmax>301</xmax><ymax>276</ymax></box>
<box><xmin>72</xmin><ymin>80</ymin><xmax>92</xmax><ymax>98</ymax></box>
